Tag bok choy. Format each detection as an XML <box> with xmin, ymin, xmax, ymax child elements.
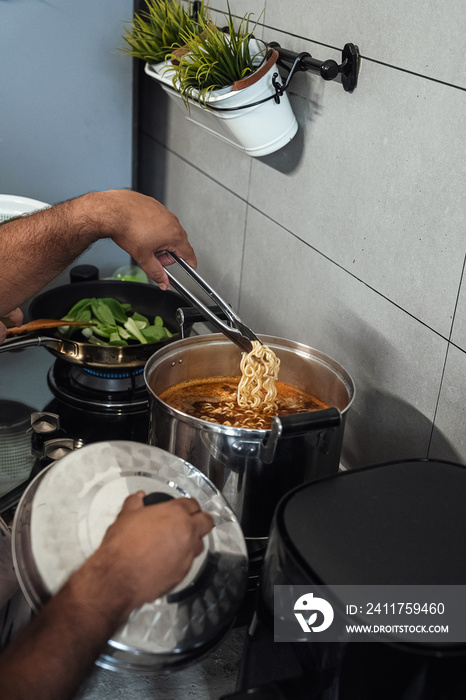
<box><xmin>58</xmin><ymin>297</ymin><xmax>175</xmax><ymax>346</ymax></box>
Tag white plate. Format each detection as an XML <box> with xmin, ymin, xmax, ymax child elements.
<box><xmin>0</xmin><ymin>194</ymin><xmax>49</xmax><ymax>221</ymax></box>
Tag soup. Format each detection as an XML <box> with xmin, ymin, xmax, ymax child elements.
<box><xmin>158</xmin><ymin>376</ymin><xmax>329</xmax><ymax>429</ymax></box>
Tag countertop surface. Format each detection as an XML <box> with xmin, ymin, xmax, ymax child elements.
<box><xmin>74</xmin><ymin>626</ymin><xmax>246</xmax><ymax>700</ymax></box>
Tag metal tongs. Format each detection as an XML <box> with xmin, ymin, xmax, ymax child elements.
<box><xmin>164</xmin><ymin>253</ymin><xmax>261</xmax><ymax>353</ymax></box>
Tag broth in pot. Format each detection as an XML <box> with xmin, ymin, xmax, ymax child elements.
<box><xmin>158</xmin><ymin>376</ymin><xmax>329</xmax><ymax>430</ymax></box>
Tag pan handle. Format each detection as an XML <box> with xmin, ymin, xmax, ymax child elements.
<box><xmin>260</xmin><ymin>407</ymin><xmax>341</xmax><ymax>464</ymax></box>
<box><xmin>0</xmin><ymin>335</ymin><xmax>65</xmax><ymax>353</ymax></box>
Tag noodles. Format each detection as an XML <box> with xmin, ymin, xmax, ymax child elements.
<box><xmin>187</xmin><ymin>340</ymin><xmax>281</xmax><ymax>429</ymax></box>
<box><xmin>237</xmin><ymin>341</ymin><xmax>280</xmax><ymax>414</ymax></box>
<box><xmin>157</xmin><ymin>340</ymin><xmax>327</xmax><ymax>430</ymax></box>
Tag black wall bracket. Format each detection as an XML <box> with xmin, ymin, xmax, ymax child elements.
<box><xmin>267</xmin><ymin>42</ymin><xmax>361</xmax><ymax>93</ymax></box>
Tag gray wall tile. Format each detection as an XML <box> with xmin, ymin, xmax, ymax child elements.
<box><xmin>139</xmin><ymin>134</ymin><xmax>247</xmax><ymax>308</ymax></box>
<box><xmin>240</xmin><ymin>207</ymin><xmax>450</xmax><ymax>468</ymax></box>
<box><xmin>209</xmin><ymin>1</ymin><xmax>267</xmax><ymax>24</ymax></box>
<box><xmin>248</xmin><ymin>51</ymin><xmax>466</xmax><ymax>337</ymax></box>
<box><xmin>449</xmin><ymin>266</ymin><xmax>466</xmax><ymax>352</ymax></box>
<box><xmin>264</xmin><ymin>0</ymin><xmax>466</xmax><ymax>87</ymax></box>
<box><xmin>430</xmin><ymin>344</ymin><xmax>466</xmax><ymax>464</ymax></box>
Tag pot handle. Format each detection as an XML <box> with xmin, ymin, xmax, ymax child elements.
<box><xmin>260</xmin><ymin>407</ymin><xmax>341</xmax><ymax>464</ymax></box>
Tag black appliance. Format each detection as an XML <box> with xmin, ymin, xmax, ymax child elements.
<box><xmin>226</xmin><ymin>459</ymin><xmax>466</xmax><ymax>700</ymax></box>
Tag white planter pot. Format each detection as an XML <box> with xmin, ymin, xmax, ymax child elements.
<box><xmin>144</xmin><ymin>48</ymin><xmax>298</xmax><ymax>157</ymax></box>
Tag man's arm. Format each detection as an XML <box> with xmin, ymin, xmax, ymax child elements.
<box><xmin>0</xmin><ymin>493</ymin><xmax>214</xmax><ymax>700</ymax></box>
<box><xmin>0</xmin><ymin>189</ymin><xmax>196</xmax><ymax>316</ymax></box>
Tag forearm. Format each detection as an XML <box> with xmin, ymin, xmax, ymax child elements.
<box><xmin>0</xmin><ymin>194</ymin><xmax>102</xmax><ymax>316</ymax></box>
<box><xmin>0</xmin><ymin>189</ymin><xmax>196</xmax><ymax>316</ymax></box>
<box><xmin>0</xmin><ymin>554</ymin><xmax>131</xmax><ymax>700</ymax></box>
<box><xmin>0</xmin><ymin>495</ymin><xmax>213</xmax><ymax>699</ymax></box>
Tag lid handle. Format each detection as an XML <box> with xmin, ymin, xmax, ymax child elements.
<box><xmin>143</xmin><ymin>492</ymin><xmax>174</xmax><ymax>506</ymax></box>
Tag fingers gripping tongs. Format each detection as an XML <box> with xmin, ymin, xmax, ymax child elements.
<box><xmin>164</xmin><ymin>253</ymin><xmax>261</xmax><ymax>353</ymax></box>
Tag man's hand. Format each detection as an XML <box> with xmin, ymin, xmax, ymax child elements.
<box><xmin>84</xmin><ymin>190</ymin><xmax>197</xmax><ymax>290</ymax></box>
<box><xmin>0</xmin><ymin>308</ymin><xmax>23</xmax><ymax>344</ymax></box>
<box><xmin>80</xmin><ymin>493</ymin><xmax>215</xmax><ymax>619</ymax></box>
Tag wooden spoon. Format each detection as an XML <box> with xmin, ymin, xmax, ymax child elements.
<box><xmin>4</xmin><ymin>319</ymin><xmax>96</xmax><ymax>336</ymax></box>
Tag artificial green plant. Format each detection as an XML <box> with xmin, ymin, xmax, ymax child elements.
<box><xmin>169</xmin><ymin>7</ymin><xmax>261</xmax><ymax>106</ymax></box>
<box><xmin>122</xmin><ymin>0</ymin><xmax>209</xmax><ymax>64</ymax></box>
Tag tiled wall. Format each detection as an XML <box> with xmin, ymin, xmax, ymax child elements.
<box><xmin>136</xmin><ymin>0</ymin><xmax>466</xmax><ymax>468</ymax></box>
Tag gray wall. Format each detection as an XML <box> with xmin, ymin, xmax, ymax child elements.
<box><xmin>137</xmin><ymin>0</ymin><xmax>466</xmax><ymax>469</ymax></box>
<box><xmin>0</xmin><ymin>0</ymin><xmax>135</xmax><ymax>278</ymax></box>
<box><xmin>0</xmin><ymin>0</ymin><xmax>134</xmax><ymax>406</ymax></box>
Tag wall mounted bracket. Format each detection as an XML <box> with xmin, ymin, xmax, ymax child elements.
<box><xmin>267</xmin><ymin>42</ymin><xmax>360</xmax><ymax>93</ymax></box>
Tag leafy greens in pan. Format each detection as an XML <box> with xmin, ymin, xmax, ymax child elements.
<box><xmin>58</xmin><ymin>297</ymin><xmax>175</xmax><ymax>347</ymax></box>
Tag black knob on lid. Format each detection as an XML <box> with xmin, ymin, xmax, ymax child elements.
<box><xmin>70</xmin><ymin>265</ymin><xmax>99</xmax><ymax>283</ymax></box>
<box><xmin>143</xmin><ymin>492</ymin><xmax>174</xmax><ymax>506</ymax></box>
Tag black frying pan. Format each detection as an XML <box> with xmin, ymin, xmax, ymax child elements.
<box><xmin>0</xmin><ymin>280</ymin><xmax>192</xmax><ymax>369</ymax></box>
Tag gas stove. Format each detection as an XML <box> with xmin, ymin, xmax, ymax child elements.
<box><xmin>47</xmin><ymin>360</ymin><xmax>148</xmax><ymax>412</ymax></box>
<box><xmin>43</xmin><ymin>359</ymin><xmax>150</xmax><ymax>445</ymax></box>
<box><xmin>0</xmin><ymin>354</ymin><xmax>150</xmax><ymax>516</ymax></box>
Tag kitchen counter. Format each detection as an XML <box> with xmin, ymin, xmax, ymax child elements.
<box><xmin>74</xmin><ymin>626</ymin><xmax>246</xmax><ymax>700</ymax></box>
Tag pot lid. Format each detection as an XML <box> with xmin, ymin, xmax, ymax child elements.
<box><xmin>13</xmin><ymin>441</ymin><xmax>248</xmax><ymax>671</ymax></box>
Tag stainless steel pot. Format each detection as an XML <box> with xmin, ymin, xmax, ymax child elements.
<box><xmin>12</xmin><ymin>441</ymin><xmax>248</xmax><ymax>673</ymax></box>
<box><xmin>144</xmin><ymin>334</ymin><xmax>355</xmax><ymax>540</ymax></box>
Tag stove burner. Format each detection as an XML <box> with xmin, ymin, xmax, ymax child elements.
<box><xmin>48</xmin><ymin>360</ymin><xmax>149</xmax><ymax>413</ymax></box>
<box><xmin>82</xmin><ymin>367</ymin><xmax>145</xmax><ymax>379</ymax></box>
